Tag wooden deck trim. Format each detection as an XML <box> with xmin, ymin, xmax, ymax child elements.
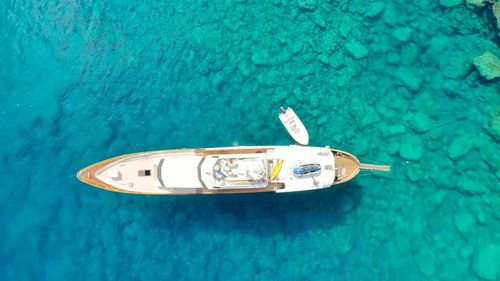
<box><xmin>77</xmin><ymin>152</ymin><xmax>153</xmax><ymax>194</ymax></box>
<box><xmin>77</xmin><ymin>149</ymin><xmax>196</xmax><ymax>194</ymax></box>
<box><xmin>197</xmin><ymin>147</ymin><xmax>270</xmax><ymax>155</ymax></box>
<box><xmin>331</xmin><ymin>149</ymin><xmax>361</xmax><ymax>185</ymax></box>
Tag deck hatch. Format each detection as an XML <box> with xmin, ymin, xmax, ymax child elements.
<box><xmin>138</xmin><ymin>170</ymin><xmax>151</xmax><ymax>176</ymax></box>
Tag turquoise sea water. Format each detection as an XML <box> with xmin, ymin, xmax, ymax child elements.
<box><xmin>1</xmin><ymin>0</ymin><xmax>499</xmax><ymax>280</ymax></box>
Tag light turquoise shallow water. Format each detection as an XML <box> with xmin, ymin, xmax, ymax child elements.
<box><xmin>1</xmin><ymin>0</ymin><xmax>499</xmax><ymax>280</ymax></box>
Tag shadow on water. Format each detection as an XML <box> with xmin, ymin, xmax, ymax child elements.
<box><xmin>134</xmin><ymin>182</ymin><xmax>364</xmax><ymax>235</ymax></box>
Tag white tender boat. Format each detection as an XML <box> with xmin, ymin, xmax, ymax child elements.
<box><xmin>279</xmin><ymin>107</ymin><xmax>309</xmax><ymax>145</ymax></box>
<box><xmin>77</xmin><ymin>108</ymin><xmax>390</xmax><ymax>194</ymax></box>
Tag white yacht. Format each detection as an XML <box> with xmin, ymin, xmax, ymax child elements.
<box><xmin>77</xmin><ymin>108</ymin><xmax>390</xmax><ymax>194</ymax></box>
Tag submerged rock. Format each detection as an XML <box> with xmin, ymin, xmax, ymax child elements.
<box><xmin>257</xmin><ymin>70</ymin><xmax>280</xmax><ymax>86</ymax></box>
<box><xmin>322</xmin><ymin>29</ymin><xmax>339</xmax><ymax>54</ymax></box>
<box><xmin>349</xmin><ymin>97</ymin><xmax>380</xmax><ymax>128</ymax></box>
<box><xmin>392</xmin><ymin>27</ymin><xmax>413</xmax><ymax>43</ymax></box>
<box><xmin>237</xmin><ymin>60</ymin><xmax>252</xmax><ymax>77</ymax></box>
<box><xmin>211</xmin><ymin>72</ymin><xmax>224</xmax><ymax>89</ymax></box>
<box><xmin>409</xmin><ymin>112</ymin><xmax>434</xmax><ymax>133</ymax></box>
<box><xmin>465</xmin><ymin>0</ymin><xmax>490</xmax><ymax>8</ymax></box>
<box><xmin>328</xmin><ymin>52</ymin><xmax>346</xmax><ymax>69</ymax></box>
<box><xmin>339</xmin><ymin>194</ymin><xmax>354</xmax><ymax>213</ymax></box>
<box><xmin>494</xmin><ymin>1</ymin><xmax>500</xmax><ymax>33</ymax></box>
<box><xmin>459</xmin><ymin>245</ymin><xmax>474</xmax><ymax>259</ymax></box>
<box><xmin>382</xmin><ymin>2</ymin><xmax>398</xmax><ymax>26</ymax></box>
<box><xmin>296</xmin><ymin>64</ymin><xmax>315</xmax><ymax>78</ymax></box>
<box><xmin>455</xmin><ymin>172</ymin><xmax>488</xmax><ymax>194</ymax></box>
<box><xmin>485</xmin><ymin>106</ymin><xmax>500</xmax><ymax>140</ymax></box>
<box><xmin>474</xmin><ymin>244</ymin><xmax>500</xmax><ymax>280</ymax></box>
<box><xmin>406</xmin><ymin>166</ymin><xmax>425</xmax><ymax>182</ymax></box>
<box><xmin>298</xmin><ymin>0</ymin><xmax>317</xmax><ymax>11</ymax></box>
<box><xmin>365</xmin><ymin>2</ymin><xmax>386</xmax><ymax>18</ymax></box>
<box><xmin>394</xmin><ymin>68</ymin><xmax>422</xmax><ymax>92</ymax></box>
<box><xmin>473</xmin><ymin>51</ymin><xmax>500</xmax><ymax>80</ymax></box>
<box><xmin>447</xmin><ymin>135</ymin><xmax>476</xmax><ymax>160</ymax></box>
<box><xmin>453</xmin><ymin>212</ymin><xmax>476</xmax><ymax>235</ymax></box>
<box><xmin>345</xmin><ymin>40</ymin><xmax>368</xmax><ymax>59</ymax></box>
<box><xmin>399</xmin><ymin>135</ymin><xmax>424</xmax><ymax>161</ymax></box>
<box><xmin>318</xmin><ymin>54</ymin><xmax>329</xmax><ymax>64</ymax></box>
<box><xmin>291</xmin><ymin>41</ymin><xmax>303</xmax><ymax>55</ymax></box>
<box><xmin>313</xmin><ymin>10</ymin><xmax>327</xmax><ymax>28</ymax></box>
<box><xmin>415</xmin><ymin>250</ymin><xmax>436</xmax><ymax>276</ymax></box>
<box><xmin>429</xmin><ymin>190</ymin><xmax>447</xmax><ymax>208</ymax></box>
<box><xmin>439</xmin><ymin>0</ymin><xmax>463</xmax><ymax>8</ymax></box>
<box><xmin>443</xmin><ymin>79</ymin><xmax>461</xmax><ymax>97</ymax></box>
<box><xmin>251</xmin><ymin>49</ymin><xmax>272</xmax><ymax>66</ymax></box>
<box><xmin>382</xmin><ymin>124</ymin><xmax>406</xmax><ymax>137</ymax></box>
<box><xmin>443</xmin><ymin>55</ymin><xmax>471</xmax><ymax>79</ymax></box>
<box><xmin>331</xmin><ymin>226</ymin><xmax>353</xmax><ymax>254</ymax></box>
<box><xmin>339</xmin><ymin>19</ymin><xmax>353</xmax><ymax>38</ymax></box>
<box><xmin>401</xmin><ymin>42</ymin><xmax>419</xmax><ymax>65</ymax></box>
<box><xmin>384</xmin><ymin>91</ymin><xmax>409</xmax><ymax>113</ymax></box>
<box><xmin>438</xmin><ymin>258</ymin><xmax>470</xmax><ymax>280</ymax></box>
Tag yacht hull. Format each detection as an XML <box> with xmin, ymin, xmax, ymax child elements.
<box><xmin>77</xmin><ymin>146</ymin><xmax>361</xmax><ymax>195</ymax></box>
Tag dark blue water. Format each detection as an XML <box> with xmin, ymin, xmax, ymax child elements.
<box><xmin>1</xmin><ymin>0</ymin><xmax>499</xmax><ymax>280</ymax></box>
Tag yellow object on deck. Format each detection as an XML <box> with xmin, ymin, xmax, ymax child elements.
<box><xmin>270</xmin><ymin>159</ymin><xmax>284</xmax><ymax>180</ymax></box>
